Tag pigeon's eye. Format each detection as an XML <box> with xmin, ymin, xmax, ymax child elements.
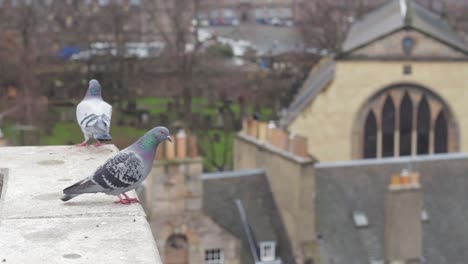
<box><xmin>160</xmin><ymin>131</ymin><xmax>164</xmax><ymax>135</ymax></box>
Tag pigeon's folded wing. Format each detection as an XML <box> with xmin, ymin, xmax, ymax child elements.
<box><xmin>92</xmin><ymin>151</ymin><xmax>144</xmax><ymax>190</ymax></box>
<box><xmin>104</xmin><ymin>102</ymin><xmax>112</xmax><ymax>123</ymax></box>
<box><xmin>76</xmin><ymin>100</ymin><xmax>96</xmax><ymax>130</ymax></box>
<box><xmin>77</xmin><ymin>100</ymin><xmax>112</xmax><ymax>131</ymax></box>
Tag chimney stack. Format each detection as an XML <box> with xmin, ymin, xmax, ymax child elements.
<box><xmin>385</xmin><ymin>170</ymin><xmax>423</xmax><ymax>263</ymax></box>
<box><xmin>176</xmin><ymin>130</ymin><xmax>187</xmax><ymax>159</ymax></box>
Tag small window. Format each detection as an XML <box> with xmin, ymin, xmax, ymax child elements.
<box><xmin>403</xmin><ymin>65</ymin><xmax>412</xmax><ymax>75</ymax></box>
<box><xmin>260</xmin><ymin>241</ymin><xmax>276</xmax><ymax>262</ymax></box>
<box><xmin>402</xmin><ymin>36</ymin><xmax>415</xmax><ymax>55</ymax></box>
<box><xmin>352</xmin><ymin>211</ymin><xmax>369</xmax><ymax>228</ymax></box>
<box><xmin>205</xmin><ymin>249</ymin><xmax>223</xmax><ymax>264</ymax></box>
<box><xmin>421</xmin><ymin>210</ymin><xmax>429</xmax><ymax>222</ymax></box>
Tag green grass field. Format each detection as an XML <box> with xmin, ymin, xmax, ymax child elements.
<box><xmin>4</xmin><ymin>96</ymin><xmax>273</xmax><ymax>172</ymax></box>
<box><xmin>44</xmin><ymin>122</ymin><xmax>147</xmax><ymax>146</ymax></box>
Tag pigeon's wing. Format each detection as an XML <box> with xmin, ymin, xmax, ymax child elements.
<box><xmin>102</xmin><ymin>102</ymin><xmax>112</xmax><ymax>134</ymax></box>
<box><xmin>77</xmin><ymin>100</ymin><xmax>112</xmax><ymax>135</ymax></box>
<box><xmin>92</xmin><ymin>151</ymin><xmax>144</xmax><ymax>191</ymax></box>
<box><xmin>62</xmin><ymin>151</ymin><xmax>143</xmax><ymax>196</ymax></box>
<box><xmin>76</xmin><ymin>100</ymin><xmax>96</xmax><ymax>130</ymax></box>
<box><xmin>103</xmin><ymin>101</ymin><xmax>112</xmax><ymax>123</ymax></box>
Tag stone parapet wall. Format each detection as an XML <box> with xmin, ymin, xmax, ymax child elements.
<box><xmin>0</xmin><ymin>145</ymin><xmax>162</xmax><ymax>264</ymax></box>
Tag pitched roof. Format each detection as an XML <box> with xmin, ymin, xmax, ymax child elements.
<box><xmin>202</xmin><ymin>169</ymin><xmax>295</xmax><ymax>264</ymax></box>
<box><xmin>315</xmin><ymin>153</ymin><xmax>468</xmax><ymax>263</ymax></box>
<box><xmin>280</xmin><ymin>56</ymin><xmax>335</xmax><ymax>127</ymax></box>
<box><xmin>282</xmin><ymin>0</ymin><xmax>468</xmax><ymax>127</ymax></box>
<box><xmin>341</xmin><ymin>0</ymin><xmax>468</xmax><ymax>54</ymax></box>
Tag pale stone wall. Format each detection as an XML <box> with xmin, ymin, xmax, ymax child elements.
<box><xmin>350</xmin><ymin>30</ymin><xmax>468</xmax><ymax>58</ymax></box>
<box><xmin>233</xmin><ymin>134</ymin><xmax>316</xmax><ymax>261</ymax></box>
<box><xmin>0</xmin><ymin>146</ymin><xmax>161</xmax><ymax>264</ymax></box>
<box><xmin>289</xmin><ymin>61</ymin><xmax>468</xmax><ymax>162</ymax></box>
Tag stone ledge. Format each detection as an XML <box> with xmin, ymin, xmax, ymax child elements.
<box><xmin>236</xmin><ymin>133</ymin><xmax>317</xmax><ymax>165</ymax></box>
<box><xmin>0</xmin><ymin>145</ymin><xmax>162</xmax><ymax>264</ymax></box>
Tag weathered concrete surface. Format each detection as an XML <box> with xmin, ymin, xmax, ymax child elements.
<box><xmin>0</xmin><ymin>145</ymin><xmax>162</xmax><ymax>264</ymax></box>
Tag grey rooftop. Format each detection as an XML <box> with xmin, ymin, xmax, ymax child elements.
<box><xmin>341</xmin><ymin>0</ymin><xmax>468</xmax><ymax>54</ymax></box>
<box><xmin>0</xmin><ymin>145</ymin><xmax>161</xmax><ymax>264</ymax></box>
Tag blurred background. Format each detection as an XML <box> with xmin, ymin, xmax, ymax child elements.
<box><xmin>2</xmin><ymin>1</ymin><xmax>468</xmax><ymax>264</ymax></box>
<box><xmin>0</xmin><ymin>0</ymin><xmax>467</xmax><ymax>172</ymax></box>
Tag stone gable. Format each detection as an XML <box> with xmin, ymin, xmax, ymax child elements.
<box><xmin>347</xmin><ymin>30</ymin><xmax>468</xmax><ymax>59</ymax></box>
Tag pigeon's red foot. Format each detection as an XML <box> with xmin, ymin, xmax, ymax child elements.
<box><xmin>122</xmin><ymin>193</ymin><xmax>140</xmax><ymax>203</ymax></box>
<box><xmin>94</xmin><ymin>142</ymin><xmax>105</xmax><ymax>147</ymax></box>
<box><xmin>114</xmin><ymin>193</ymin><xmax>140</xmax><ymax>205</ymax></box>
<box><xmin>114</xmin><ymin>195</ymin><xmax>131</xmax><ymax>205</ymax></box>
<box><xmin>75</xmin><ymin>142</ymin><xmax>89</xmax><ymax>147</ymax></box>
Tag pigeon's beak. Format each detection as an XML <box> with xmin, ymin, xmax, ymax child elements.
<box><xmin>167</xmin><ymin>136</ymin><xmax>173</xmax><ymax>143</ymax></box>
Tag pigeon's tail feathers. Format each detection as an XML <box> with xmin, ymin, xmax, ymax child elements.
<box><xmin>63</xmin><ymin>178</ymin><xmax>102</xmax><ymax>195</ymax></box>
<box><xmin>61</xmin><ymin>193</ymin><xmax>79</xmax><ymax>202</ymax></box>
<box><xmin>95</xmin><ymin>132</ymin><xmax>112</xmax><ymax>141</ymax></box>
<box><xmin>92</xmin><ymin>117</ymin><xmax>112</xmax><ymax>141</ymax></box>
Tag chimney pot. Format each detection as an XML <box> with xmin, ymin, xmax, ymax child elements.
<box><xmin>247</xmin><ymin>119</ymin><xmax>258</xmax><ymax>138</ymax></box>
<box><xmin>289</xmin><ymin>134</ymin><xmax>308</xmax><ymax>157</ymax></box>
<box><xmin>258</xmin><ymin>122</ymin><xmax>267</xmax><ymax>141</ymax></box>
<box><xmin>269</xmin><ymin>128</ymin><xmax>289</xmax><ymax>150</ymax></box>
<box><xmin>176</xmin><ymin>130</ymin><xmax>187</xmax><ymax>159</ymax></box>
<box><xmin>156</xmin><ymin>141</ymin><xmax>165</xmax><ymax>160</ymax></box>
<box><xmin>391</xmin><ymin>175</ymin><xmax>401</xmax><ymax>186</ymax></box>
<box><xmin>242</xmin><ymin>118</ymin><xmax>249</xmax><ymax>133</ymax></box>
<box><xmin>165</xmin><ymin>135</ymin><xmax>176</xmax><ymax>160</ymax></box>
<box><xmin>188</xmin><ymin>135</ymin><xmax>198</xmax><ymax>158</ymax></box>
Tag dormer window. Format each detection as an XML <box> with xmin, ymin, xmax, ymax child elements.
<box><xmin>260</xmin><ymin>241</ymin><xmax>276</xmax><ymax>262</ymax></box>
<box><xmin>352</xmin><ymin>211</ymin><xmax>369</xmax><ymax>228</ymax></box>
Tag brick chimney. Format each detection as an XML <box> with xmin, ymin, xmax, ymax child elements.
<box><xmin>241</xmin><ymin>117</ymin><xmax>310</xmax><ymax>158</ymax></box>
<box><xmin>384</xmin><ymin>170</ymin><xmax>423</xmax><ymax>263</ymax></box>
<box><xmin>146</xmin><ymin>131</ymin><xmax>203</xmax><ymax>213</ymax></box>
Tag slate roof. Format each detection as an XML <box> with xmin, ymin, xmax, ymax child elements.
<box><xmin>203</xmin><ymin>169</ymin><xmax>295</xmax><ymax>264</ymax></box>
<box><xmin>341</xmin><ymin>0</ymin><xmax>468</xmax><ymax>54</ymax></box>
<box><xmin>315</xmin><ymin>153</ymin><xmax>468</xmax><ymax>264</ymax></box>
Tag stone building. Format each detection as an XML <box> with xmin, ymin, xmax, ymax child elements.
<box><xmin>142</xmin><ymin>1</ymin><xmax>468</xmax><ymax>263</ymax></box>
<box><xmin>282</xmin><ymin>0</ymin><xmax>468</xmax><ymax>162</ymax></box>
<box><xmin>143</xmin><ymin>133</ymin><xmax>295</xmax><ymax>264</ymax></box>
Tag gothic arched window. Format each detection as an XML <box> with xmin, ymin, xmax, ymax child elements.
<box><xmin>356</xmin><ymin>84</ymin><xmax>457</xmax><ymax>159</ymax></box>
<box><xmin>417</xmin><ymin>96</ymin><xmax>430</xmax><ymax>154</ymax></box>
<box><xmin>382</xmin><ymin>96</ymin><xmax>395</xmax><ymax>157</ymax></box>
<box><xmin>434</xmin><ymin>111</ymin><xmax>448</xmax><ymax>153</ymax></box>
<box><xmin>363</xmin><ymin>111</ymin><xmax>377</xmax><ymax>158</ymax></box>
<box><xmin>399</xmin><ymin>92</ymin><xmax>413</xmax><ymax>156</ymax></box>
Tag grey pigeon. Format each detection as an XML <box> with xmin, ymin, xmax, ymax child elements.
<box><xmin>76</xmin><ymin>79</ymin><xmax>112</xmax><ymax>146</ymax></box>
<box><xmin>61</xmin><ymin>126</ymin><xmax>172</xmax><ymax>204</ymax></box>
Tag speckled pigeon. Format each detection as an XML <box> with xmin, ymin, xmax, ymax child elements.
<box><xmin>61</xmin><ymin>126</ymin><xmax>172</xmax><ymax>204</ymax></box>
<box><xmin>76</xmin><ymin>79</ymin><xmax>112</xmax><ymax>147</ymax></box>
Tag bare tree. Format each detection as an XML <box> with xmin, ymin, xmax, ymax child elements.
<box><xmin>298</xmin><ymin>0</ymin><xmax>387</xmax><ymax>53</ymax></box>
<box><xmin>148</xmin><ymin>0</ymin><xmax>201</xmax><ymax>116</ymax></box>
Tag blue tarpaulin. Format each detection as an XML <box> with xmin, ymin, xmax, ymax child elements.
<box><xmin>57</xmin><ymin>46</ymin><xmax>81</xmax><ymax>60</ymax></box>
